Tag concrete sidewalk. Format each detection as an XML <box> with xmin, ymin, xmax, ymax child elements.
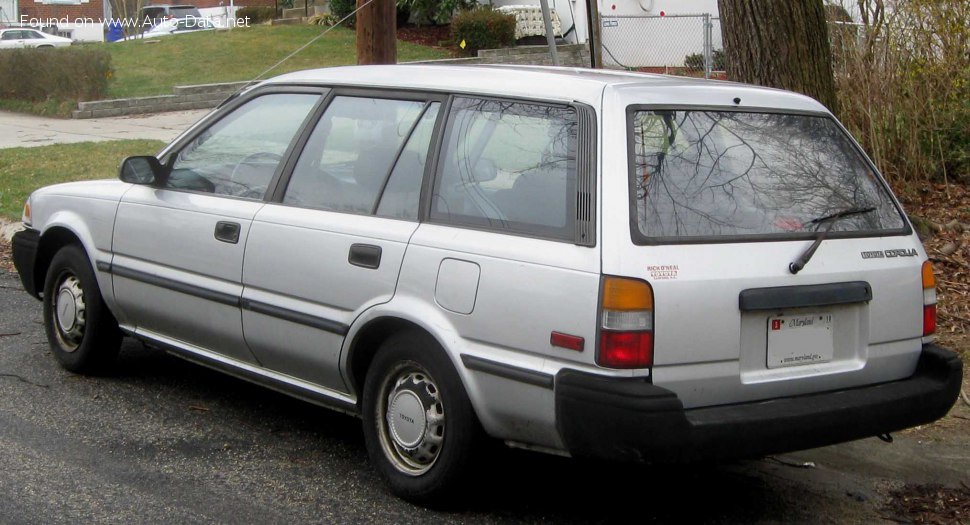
<box><xmin>0</xmin><ymin>109</ymin><xmax>209</xmax><ymax>149</ymax></box>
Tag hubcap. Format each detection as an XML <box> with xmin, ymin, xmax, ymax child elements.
<box><xmin>52</xmin><ymin>274</ymin><xmax>85</xmax><ymax>351</ymax></box>
<box><xmin>378</xmin><ymin>364</ymin><xmax>445</xmax><ymax>476</ymax></box>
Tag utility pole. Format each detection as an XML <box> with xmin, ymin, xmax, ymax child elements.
<box><xmin>538</xmin><ymin>0</ymin><xmax>560</xmax><ymax>66</ymax></box>
<box><xmin>585</xmin><ymin>0</ymin><xmax>602</xmax><ymax>68</ymax></box>
<box><xmin>357</xmin><ymin>0</ymin><xmax>396</xmax><ymax>65</ymax></box>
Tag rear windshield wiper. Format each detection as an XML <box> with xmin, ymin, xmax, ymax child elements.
<box><xmin>789</xmin><ymin>206</ymin><xmax>876</xmax><ymax>274</ymax></box>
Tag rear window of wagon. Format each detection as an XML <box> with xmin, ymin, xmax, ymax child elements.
<box><xmin>629</xmin><ymin>109</ymin><xmax>908</xmax><ymax>243</ymax></box>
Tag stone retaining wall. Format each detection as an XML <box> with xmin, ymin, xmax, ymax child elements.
<box><xmin>72</xmin><ymin>82</ymin><xmax>250</xmax><ymax>119</ymax></box>
<box><xmin>411</xmin><ymin>44</ymin><xmax>591</xmax><ymax>68</ymax></box>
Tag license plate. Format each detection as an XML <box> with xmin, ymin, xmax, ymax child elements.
<box><xmin>767</xmin><ymin>313</ymin><xmax>834</xmax><ymax>369</ymax></box>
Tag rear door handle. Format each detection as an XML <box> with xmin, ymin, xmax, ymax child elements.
<box><xmin>348</xmin><ymin>243</ymin><xmax>382</xmax><ymax>269</ymax></box>
<box><xmin>214</xmin><ymin>221</ymin><xmax>241</xmax><ymax>244</ymax></box>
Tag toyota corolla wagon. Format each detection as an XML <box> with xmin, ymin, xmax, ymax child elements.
<box><xmin>12</xmin><ymin>65</ymin><xmax>962</xmax><ymax>504</ymax></box>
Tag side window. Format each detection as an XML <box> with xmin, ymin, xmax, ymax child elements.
<box><xmin>431</xmin><ymin>97</ymin><xmax>577</xmax><ymax>240</ymax></box>
<box><xmin>2</xmin><ymin>31</ymin><xmax>20</xmax><ymax>40</ymax></box>
<box><xmin>376</xmin><ymin>102</ymin><xmax>440</xmax><ymax>220</ymax></box>
<box><xmin>169</xmin><ymin>93</ymin><xmax>319</xmax><ymax>199</ymax></box>
<box><xmin>283</xmin><ymin>96</ymin><xmax>427</xmax><ymax>215</ymax></box>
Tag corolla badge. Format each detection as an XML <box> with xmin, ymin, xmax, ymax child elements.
<box><xmin>861</xmin><ymin>248</ymin><xmax>918</xmax><ymax>259</ymax></box>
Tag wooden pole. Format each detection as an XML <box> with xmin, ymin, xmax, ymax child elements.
<box><xmin>356</xmin><ymin>0</ymin><xmax>396</xmax><ymax>65</ymax></box>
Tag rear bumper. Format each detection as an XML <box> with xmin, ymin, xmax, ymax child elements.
<box><xmin>555</xmin><ymin>344</ymin><xmax>963</xmax><ymax>463</ymax></box>
<box><xmin>11</xmin><ymin>228</ymin><xmax>40</xmax><ymax>299</ymax></box>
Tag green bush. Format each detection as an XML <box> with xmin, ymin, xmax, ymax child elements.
<box><xmin>399</xmin><ymin>0</ymin><xmax>474</xmax><ymax>26</ymax></box>
<box><xmin>0</xmin><ymin>47</ymin><xmax>111</xmax><ymax>103</ymax></box>
<box><xmin>237</xmin><ymin>6</ymin><xmax>276</xmax><ymax>24</ymax></box>
<box><xmin>450</xmin><ymin>7</ymin><xmax>515</xmax><ymax>57</ymax></box>
<box><xmin>330</xmin><ymin>0</ymin><xmax>357</xmax><ymax>26</ymax></box>
<box><xmin>684</xmin><ymin>49</ymin><xmax>725</xmax><ymax>71</ymax></box>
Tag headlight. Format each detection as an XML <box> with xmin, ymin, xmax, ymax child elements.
<box><xmin>21</xmin><ymin>197</ymin><xmax>31</xmax><ymax>227</ymax></box>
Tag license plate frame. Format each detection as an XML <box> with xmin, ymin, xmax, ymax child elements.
<box><xmin>766</xmin><ymin>312</ymin><xmax>834</xmax><ymax>369</ymax></box>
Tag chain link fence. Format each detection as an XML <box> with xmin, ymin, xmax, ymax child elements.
<box><xmin>599</xmin><ymin>13</ymin><xmax>724</xmax><ymax>79</ymax></box>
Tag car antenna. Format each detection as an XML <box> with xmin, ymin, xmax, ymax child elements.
<box><xmin>225</xmin><ymin>0</ymin><xmax>379</xmax><ymax>100</ymax></box>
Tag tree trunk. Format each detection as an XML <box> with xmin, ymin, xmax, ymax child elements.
<box><xmin>717</xmin><ymin>0</ymin><xmax>837</xmax><ymax>112</ymax></box>
<box><xmin>356</xmin><ymin>0</ymin><xmax>396</xmax><ymax>65</ymax></box>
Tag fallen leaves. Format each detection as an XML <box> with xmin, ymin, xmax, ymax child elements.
<box><xmin>903</xmin><ymin>183</ymin><xmax>970</xmax><ymax>343</ymax></box>
<box><xmin>884</xmin><ymin>483</ymin><xmax>970</xmax><ymax>525</ymax></box>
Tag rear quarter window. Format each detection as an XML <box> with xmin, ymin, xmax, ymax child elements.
<box><xmin>431</xmin><ymin>97</ymin><xmax>578</xmax><ymax>241</ymax></box>
<box><xmin>629</xmin><ymin>109</ymin><xmax>907</xmax><ymax>243</ymax></box>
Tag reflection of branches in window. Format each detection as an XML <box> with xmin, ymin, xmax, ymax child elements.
<box><xmin>634</xmin><ymin>110</ymin><xmax>901</xmax><ymax>237</ymax></box>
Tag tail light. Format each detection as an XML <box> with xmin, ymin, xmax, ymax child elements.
<box><xmin>922</xmin><ymin>261</ymin><xmax>937</xmax><ymax>337</ymax></box>
<box><xmin>597</xmin><ymin>276</ymin><xmax>654</xmax><ymax>369</ymax></box>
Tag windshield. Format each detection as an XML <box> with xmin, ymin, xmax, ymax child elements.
<box><xmin>630</xmin><ymin>110</ymin><xmax>906</xmax><ymax>241</ymax></box>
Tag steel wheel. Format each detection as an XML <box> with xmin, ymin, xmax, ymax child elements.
<box><xmin>51</xmin><ymin>272</ymin><xmax>86</xmax><ymax>351</ymax></box>
<box><xmin>362</xmin><ymin>330</ymin><xmax>483</xmax><ymax>504</ymax></box>
<box><xmin>376</xmin><ymin>361</ymin><xmax>446</xmax><ymax>476</ymax></box>
<box><xmin>42</xmin><ymin>244</ymin><xmax>122</xmax><ymax>374</ymax></box>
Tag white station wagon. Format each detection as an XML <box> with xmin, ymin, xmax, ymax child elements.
<box><xmin>12</xmin><ymin>65</ymin><xmax>962</xmax><ymax>504</ymax></box>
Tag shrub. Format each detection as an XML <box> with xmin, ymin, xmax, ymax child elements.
<box><xmin>0</xmin><ymin>47</ymin><xmax>111</xmax><ymax>103</ymax></box>
<box><xmin>832</xmin><ymin>0</ymin><xmax>970</xmax><ymax>189</ymax></box>
<box><xmin>399</xmin><ymin>0</ymin><xmax>475</xmax><ymax>26</ymax></box>
<box><xmin>330</xmin><ymin>0</ymin><xmax>357</xmax><ymax>27</ymax></box>
<box><xmin>450</xmin><ymin>7</ymin><xmax>516</xmax><ymax>57</ymax></box>
<box><xmin>307</xmin><ymin>13</ymin><xmax>340</xmax><ymax>26</ymax></box>
<box><xmin>684</xmin><ymin>49</ymin><xmax>725</xmax><ymax>71</ymax></box>
<box><xmin>237</xmin><ymin>6</ymin><xmax>276</xmax><ymax>24</ymax></box>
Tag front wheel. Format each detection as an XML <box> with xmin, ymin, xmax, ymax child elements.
<box><xmin>42</xmin><ymin>244</ymin><xmax>122</xmax><ymax>374</ymax></box>
<box><xmin>362</xmin><ymin>331</ymin><xmax>482</xmax><ymax>505</ymax></box>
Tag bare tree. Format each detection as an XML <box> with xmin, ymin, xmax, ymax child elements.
<box><xmin>109</xmin><ymin>0</ymin><xmax>147</xmax><ymax>38</ymax></box>
<box><xmin>716</xmin><ymin>0</ymin><xmax>838</xmax><ymax>112</ymax></box>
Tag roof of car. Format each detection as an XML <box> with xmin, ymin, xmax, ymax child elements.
<box><xmin>263</xmin><ymin>64</ymin><xmax>829</xmax><ymax>114</ymax></box>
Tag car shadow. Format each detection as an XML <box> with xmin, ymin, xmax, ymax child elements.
<box><xmin>105</xmin><ymin>340</ymin><xmax>821</xmax><ymax>523</ymax></box>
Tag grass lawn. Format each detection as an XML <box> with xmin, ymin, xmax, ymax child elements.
<box><xmin>104</xmin><ymin>25</ymin><xmax>449</xmax><ymax>99</ymax></box>
<box><xmin>0</xmin><ymin>140</ymin><xmax>167</xmax><ymax>220</ymax></box>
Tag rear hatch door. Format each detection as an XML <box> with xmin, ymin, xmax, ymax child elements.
<box><xmin>609</xmin><ymin>108</ymin><xmax>924</xmax><ymax>408</ymax></box>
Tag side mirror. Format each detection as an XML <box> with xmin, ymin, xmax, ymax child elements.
<box><xmin>119</xmin><ymin>156</ymin><xmax>164</xmax><ymax>185</ymax></box>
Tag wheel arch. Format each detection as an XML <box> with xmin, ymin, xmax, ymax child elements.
<box><xmin>343</xmin><ymin>302</ymin><xmax>472</xmax><ymax>405</ymax></box>
<box><xmin>345</xmin><ymin>316</ymin><xmax>427</xmax><ymax>400</ymax></box>
<box><xmin>34</xmin><ymin>226</ymin><xmax>86</xmax><ymax>296</ymax></box>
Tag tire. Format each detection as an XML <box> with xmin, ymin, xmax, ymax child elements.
<box><xmin>362</xmin><ymin>330</ymin><xmax>482</xmax><ymax>505</ymax></box>
<box><xmin>42</xmin><ymin>244</ymin><xmax>122</xmax><ymax>374</ymax></box>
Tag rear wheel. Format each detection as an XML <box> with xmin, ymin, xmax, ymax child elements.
<box><xmin>362</xmin><ymin>331</ymin><xmax>481</xmax><ymax>505</ymax></box>
<box><xmin>42</xmin><ymin>244</ymin><xmax>122</xmax><ymax>374</ymax></box>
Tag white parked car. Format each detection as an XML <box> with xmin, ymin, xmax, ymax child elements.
<box><xmin>11</xmin><ymin>65</ymin><xmax>962</xmax><ymax>504</ymax></box>
<box><xmin>142</xmin><ymin>16</ymin><xmax>217</xmax><ymax>38</ymax></box>
<box><xmin>0</xmin><ymin>28</ymin><xmax>72</xmax><ymax>49</ymax></box>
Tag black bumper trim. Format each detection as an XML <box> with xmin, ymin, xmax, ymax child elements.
<box><xmin>11</xmin><ymin>228</ymin><xmax>40</xmax><ymax>299</ymax></box>
<box><xmin>556</xmin><ymin>345</ymin><xmax>962</xmax><ymax>463</ymax></box>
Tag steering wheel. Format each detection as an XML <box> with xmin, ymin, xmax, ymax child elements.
<box><xmin>229</xmin><ymin>152</ymin><xmax>283</xmax><ymax>198</ymax></box>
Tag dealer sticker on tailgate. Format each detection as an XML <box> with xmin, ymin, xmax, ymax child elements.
<box><xmin>767</xmin><ymin>313</ymin><xmax>834</xmax><ymax>369</ymax></box>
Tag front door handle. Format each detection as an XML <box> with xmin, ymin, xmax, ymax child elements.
<box><xmin>348</xmin><ymin>243</ymin><xmax>382</xmax><ymax>269</ymax></box>
<box><xmin>214</xmin><ymin>221</ymin><xmax>241</xmax><ymax>244</ymax></box>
